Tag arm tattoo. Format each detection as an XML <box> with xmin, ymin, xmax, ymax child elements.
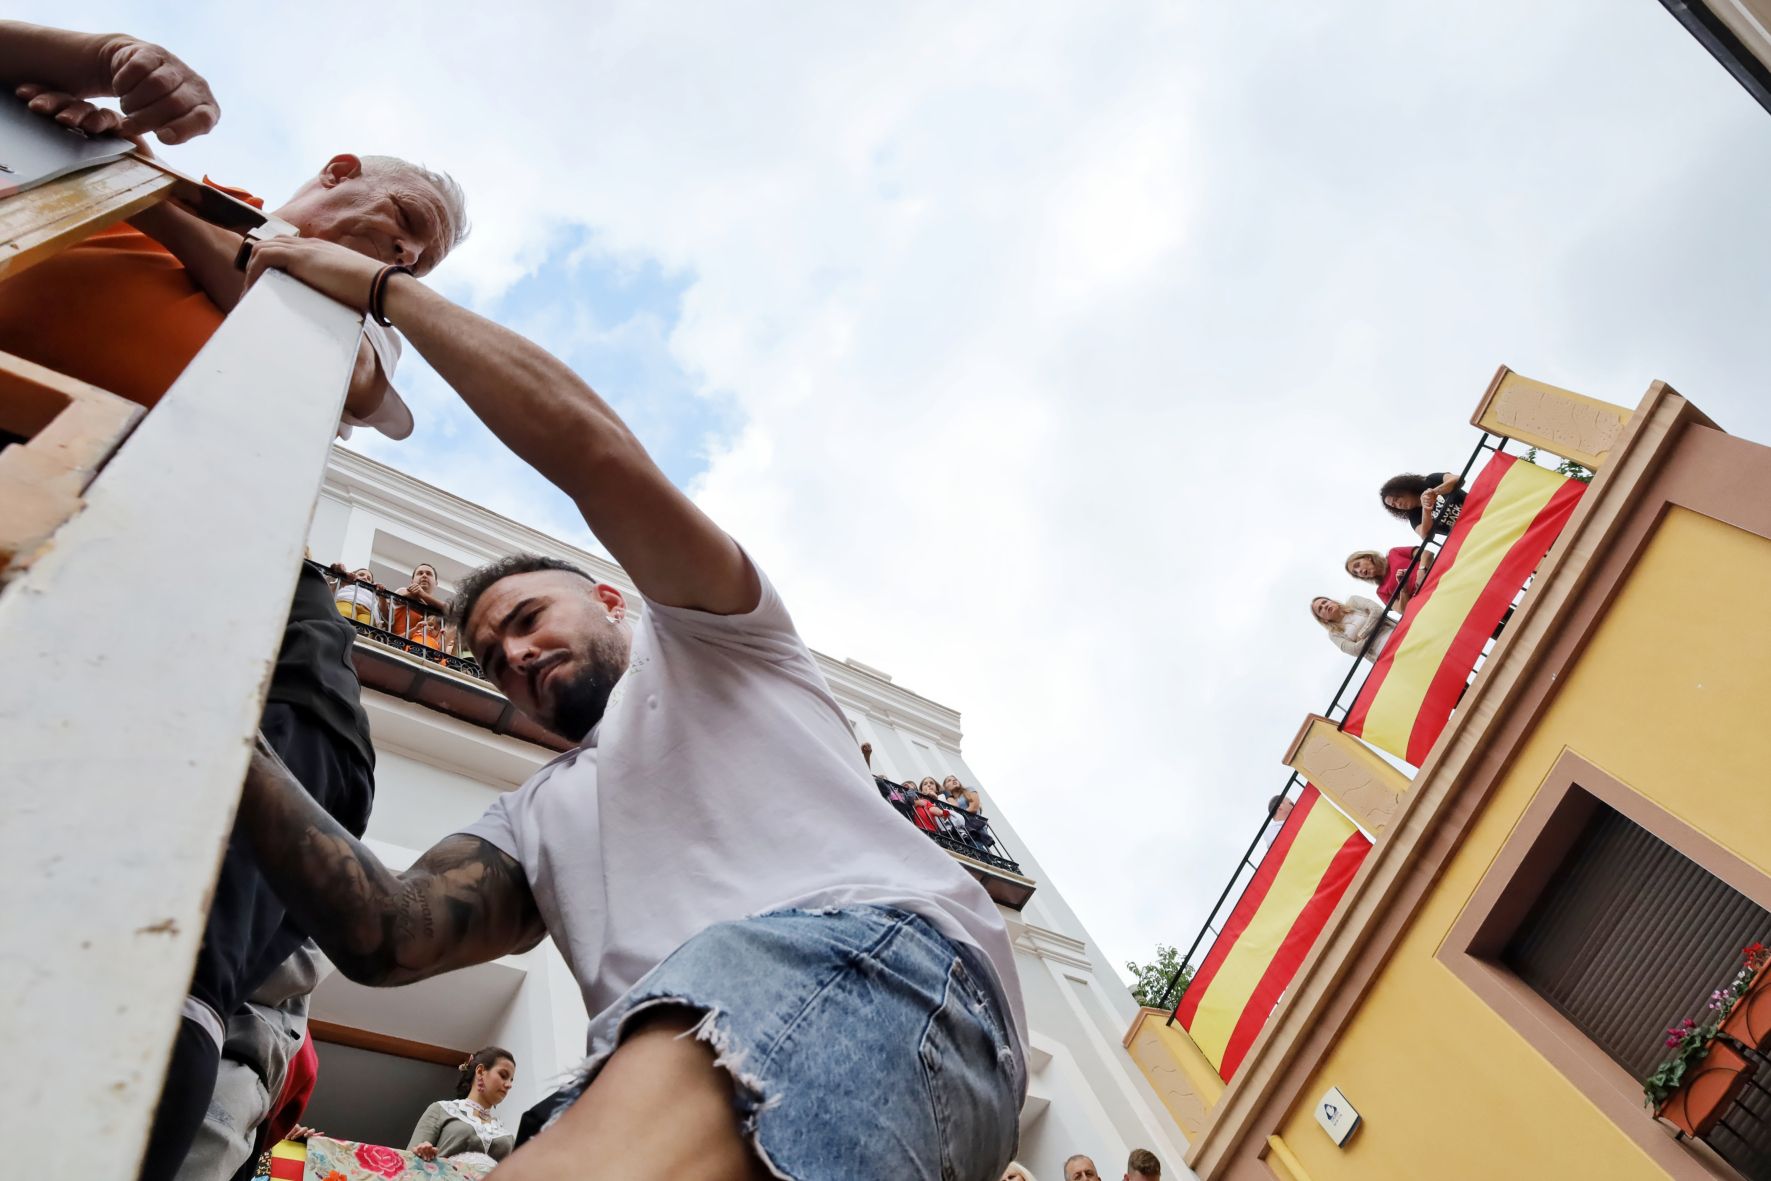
<box><xmin>240</xmin><ymin>739</ymin><xmax>544</xmax><ymax>986</ymax></box>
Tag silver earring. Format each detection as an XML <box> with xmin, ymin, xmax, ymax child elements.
<box><xmin>606</xmin><ymin>614</ymin><xmax>620</xmax><ymax>624</ymax></box>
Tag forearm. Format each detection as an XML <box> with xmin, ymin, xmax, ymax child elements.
<box><xmin>129</xmin><ymin>202</ymin><xmax>247</xmax><ymax>310</ymax></box>
<box><xmin>0</xmin><ymin>21</ymin><xmax>117</xmax><ymax>91</ymax></box>
<box><xmin>382</xmin><ymin>276</ymin><xmax>752</xmax><ymax>608</ymax></box>
<box><xmin>236</xmin><ymin>746</ymin><xmax>419</xmax><ymax>984</ymax></box>
<box><xmin>384</xmin><ymin>278</ymin><xmax>638</xmax><ymax>498</ymax></box>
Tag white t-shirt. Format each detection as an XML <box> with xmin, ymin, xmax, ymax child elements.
<box><xmin>460</xmin><ymin>567</ymin><xmax>1028</xmax><ymax>1067</ymax></box>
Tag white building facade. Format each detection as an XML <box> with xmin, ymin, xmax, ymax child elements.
<box><xmin>299</xmin><ymin>446</ymin><xmax>1190</xmax><ymax>1179</ymax></box>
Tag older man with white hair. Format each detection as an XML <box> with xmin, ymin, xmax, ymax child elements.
<box><xmin>0</xmin><ymin>21</ymin><xmax>469</xmax><ymax>1181</ymax></box>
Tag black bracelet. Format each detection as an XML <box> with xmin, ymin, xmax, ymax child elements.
<box><xmin>370</xmin><ymin>263</ymin><xmax>416</xmax><ymax>327</ymax></box>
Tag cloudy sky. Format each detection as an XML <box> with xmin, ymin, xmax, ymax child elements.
<box><xmin>25</xmin><ymin>1</ymin><xmax>1771</xmax><ymax>977</ymax></box>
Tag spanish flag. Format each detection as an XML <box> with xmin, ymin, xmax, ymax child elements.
<box><xmin>267</xmin><ymin>1139</ymin><xmax>305</xmax><ymax>1180</ymax></box>
<box><xmin>1175</xmin><ymin>786</ymin><xmax>1370</xmax><ymax>1080</ymax></box>
<box><xmin>1343</xmin><ymin>453</ymin><xmax>1585</xmax><ymax>765</ymax></box>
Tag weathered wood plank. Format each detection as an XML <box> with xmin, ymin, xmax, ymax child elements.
<box><xmin>0</xmin><ymin>270</ymin><xmax>362</xmax><ymax>1179</ymax></box>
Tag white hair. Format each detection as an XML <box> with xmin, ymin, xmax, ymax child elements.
<box><xmin>359</xmin><ymin>154</ymin><xmax>470</xmax><ymax>260</ymax></box>
<box><xmin>1004</xmin><ymin>1165</ymin><xmax>1039</xmax><ymax>1181</ymax></box>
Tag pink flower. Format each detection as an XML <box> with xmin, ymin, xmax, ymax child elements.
<box><xmin>352</xmin><ymin>1143</ymin><xmax>408</xmax><ymax>1179</ymax></box>
<box><xmin>1666</xmin><ymin>1035</ymin><xmax>1682</xmax><ymax>1047</ymax></box>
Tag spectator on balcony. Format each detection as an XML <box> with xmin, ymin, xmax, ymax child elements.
<box><xmin>1380</xmin><ymin>471</ymin><xmax>1466</xmax><ymax>540</ymax></box>
<box><xmin>409</xmin><ymin>1046</ymin><xmax>517</xmax><ymax>1169</ymax></box>
<box><xmin>1311</xmin><ymin>593</ymin><xmax>1393</xmax><ymax>662</ymax></box>
<box><xmin>328</xmin><ymin>564</ymin><xmax>385</xmax><ymax>629</ymax></box>
<box><xmin>912</xmin><ymin>777</ymin><xmax>951</xmax><ymax>833</ymax></box>
<box><xmin>0</xmin><ymin>25</ymin><xmax>469</xmax><ymax>1179</ymax></box>
<box><xmin>942</xmin><ymin>775</ymin><xmax>992</xmax><ymax>848</ymax></box>
<box><xmin>232</xmin><ymin>234</ymin><xmax>1024</xmax><ymax>1181</ymax></box>
<box><xmin>1345</xmin><ymin>546</ymin><xmax>1432</xmax><ymax>612</ymax></box>
<box><xmin>1125</xmin><ymin>1148</ymin><xmax>1161</xmax><ymax>1181</ymax></box>
<box><xmin>860</xmin><ymin>740</ymin><xmax>873</xmax><ymax>770</ymax></box>
<box><xmin>1262</xmin><ymin>794</ymin><xmax>1295</xmax><ymax>849</ymax></box>
<box><xmin>391</xmin><ymin>562</ymin><xmax>450</xmax><ymax>651</ymax></box>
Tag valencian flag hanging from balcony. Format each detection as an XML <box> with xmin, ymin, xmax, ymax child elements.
<box><xmin>1174</xmin><ymin>786</ymin><xmax>1370</xmax><ymax>1081</ymax></box>
<box><xmin>1343</xmin><ymin>453</ymin><xmax>1586</xmax><ymax>765</ymax></box>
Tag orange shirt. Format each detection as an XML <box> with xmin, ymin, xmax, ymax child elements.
<box><xmin>0</xmin><ymin>180</ymin><xmax>262</xmax><ymax>409</ymax></box>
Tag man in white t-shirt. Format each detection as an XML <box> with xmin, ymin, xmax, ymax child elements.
<box><xmin>233</xmin><ymin>234</ymin><xmax>1027</xmax><ymax>1181</ymax></box>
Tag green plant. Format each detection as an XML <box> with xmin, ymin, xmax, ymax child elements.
<box><xmin>1520</xmin><ymin>446</ymin><xmax>1593</xmax><ymax>484</ymax></box>
<box><xmin>1644</xmin><ymin>1016</ymin><xmax>1721</xmax><ymax>1109</ymax></box>
<box><xmin>1126</xmin><ymin>942</ymin><xmax>1191</xmax><ymax>1009</ymax></box>
<box><xmin>1642</xmin><ymin>941</ymin><xmax>1770</xmax><ymax>1108</ymax></box>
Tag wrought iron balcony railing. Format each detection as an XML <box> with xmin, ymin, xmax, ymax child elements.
<box><xmin>874</xmin><ymin>776</ymin><xmax>1023</xmax><ymax>876</ymax></box>
<box><xmin>313</xmin><ymin>560</ymin><xmax>487</xmax><ymax>681</ymax></box>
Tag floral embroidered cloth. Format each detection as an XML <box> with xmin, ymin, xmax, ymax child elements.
<box><xmin>301</xmin><ymin>1136</ymin><xmax>493</xmax><ymax>1181</ymax></box>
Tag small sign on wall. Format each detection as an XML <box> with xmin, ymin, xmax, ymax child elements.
<box><xmin>1315</xmin><ymin>1085</ymin><xmax>1361</xmax><ymax>1146</ymax></box>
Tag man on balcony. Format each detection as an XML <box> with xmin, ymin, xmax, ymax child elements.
<box><xmin>233</xmin><ymin>236</ymin><xmax>1028</xmax><ymax>1181</ymax></box>
<box><xmin>0</xmin><ymin>21</ymin><xmax>469</xmax><ymax>1181</ymax></box>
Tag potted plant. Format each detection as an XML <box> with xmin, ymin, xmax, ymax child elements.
<box><xmin>1645</xmin><ymin>1017</ymin><xmax>1755</xmax><ymax>1138</ymax></box>
<box><xmin>1720</xmin><ymin>941</ymin><xmax>1771</xmax><ymax>1051</ymax></box>
<box><xmin>1644</xmin><ymin>940</ymin><xmax>1769</xmax><ymax>1138</ymax></box>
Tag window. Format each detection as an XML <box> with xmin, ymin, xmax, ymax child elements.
<box><xmin>1503</xmin><ymin>807</ymin><xmax>1770</xmax><ymax>1081</ymax></box>
<box><xmin>1443</xmin><ymin>752</ymin><xmax>1771</xmax><ymax>1180</ymax></box>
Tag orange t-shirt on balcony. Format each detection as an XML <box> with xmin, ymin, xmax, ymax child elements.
<box><xmin>0</xmin><ymin>179</ymin><xmax>262</xmax><ymax>409</ymax></box>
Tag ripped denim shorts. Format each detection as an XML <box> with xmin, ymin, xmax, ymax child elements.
<box><xmin>548</xmin><ymin>905</ymin><xmax>1024</xmax><ymax>1181</ymax></box>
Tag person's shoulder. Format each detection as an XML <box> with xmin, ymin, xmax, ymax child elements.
<box><xmin>641</xmin><ymin>559</ymin><xmax>803</xmax><ymax>657</ymax></box>
<box><xmin>200</xmin><ymin>176</ymin><xmax>266</xmax><ymax>210</ymax></box>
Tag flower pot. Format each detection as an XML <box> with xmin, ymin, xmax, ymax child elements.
<box><xmin>1656</xmin><ymin>1039</ymin><xmax>1756</xmax><ymax>1139</ymax></box>
<box><xmin>1721</xmin><ymin>966</ymin><xmax>1771</xmax><ymax>1051</ymax></box>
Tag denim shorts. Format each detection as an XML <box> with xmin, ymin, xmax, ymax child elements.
<box><xmin>548</xmin><ymin>905</ymin><xmax>1025</xmax><ymax>1180</ymax></box>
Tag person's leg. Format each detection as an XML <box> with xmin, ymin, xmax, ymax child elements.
<box><xmin>141</xmin><ymin>705</ymin><xmax>371</xmax><ymax>1181</ymax></box>
<box><xmin>139</xmin><ymin>1021</ymin><xmax>222</xmax><ymax>1181</ymax></box>
<box><xmin>495</xmin><ymin>1008</ymin><xmax>770</xmax><ymax>1181</ymax></box>
<box><xmin>495</xmin><ymin>907</ymin><xmax>1021</xmax><ymax>1181</ymax></box>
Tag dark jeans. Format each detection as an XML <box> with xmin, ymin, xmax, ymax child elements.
<box><xmin>140</xmin><ymin>702</ymin><xmax>373</xmax><ymax>1181</ymax></box>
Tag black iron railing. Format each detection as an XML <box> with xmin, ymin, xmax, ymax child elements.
<box><xmin>1159</xmin><ymin>432</ymin><xmax>1514</xmax><ymax>1012</ymax></box>
<box><xmin>875</xmin><ymin>777</ymin><xmax>1023</xmax><ymax>875</ymax></box>
<box><xmin>311</xmin><ymin>561</ymin><xmax>489</xmax><ymax>682</ymax></box>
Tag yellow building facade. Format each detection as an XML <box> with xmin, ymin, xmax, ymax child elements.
<box><xmin>1129</xmin><ymin>376</ymin><xmax>1771</xmax><ymax>1180</ymax></box>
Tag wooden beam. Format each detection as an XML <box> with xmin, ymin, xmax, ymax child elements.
<box><xmin>0</xmin><ymin>270</ymin><xmax>362</xmax><ymax>1179</ymax></box>
<box><xmin>1470</xmin><ymin>364</ymin><xmax>1632</xmax><ymax>471</ymax></box>
<box><xmin>0</xmin><ymin>350</ymin><xmax>142</xmax><ymax>572</ymax></box>
<box><xmin>309</xmin><ymin>1020</ymin><xmax>467</xmax><ymax>1068</ymax></box>
<box><xmin>0</xmin><ymin>155</ymin><xmax>173</xmax><ymax>282</ymax></box>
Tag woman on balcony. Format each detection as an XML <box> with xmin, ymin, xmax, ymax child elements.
<box><xmin>1345</xmin><ymin>546</ymin><xmax>1433</xmax><ymax>612</ymax></box>
<box><xmin>329</xmin><ymin>565</ymin><xmax>385</xmax><ymax>628</ymax></box>
<box><xmin>941</xmin><ymin>775</ymin><xmax>992</xmax><ymax>849</ymax></box>
<box><xmin>408</xmin><ymin>1045</ymin><xmax>517</xmax><ymax>1172</ymax></box>
<box><xmin>389</xmin><ymin>562</ymin><xmax>451</xmax><ymax>652</ymax></box>
<box><xmin>1311</xmin><ymin>594</ymin><xmax>1394</xmax><ymax>662</ymax></box>
<box><xmin>911</xmin><ymin>777</ymin><xmax>950</xmax><ymax>834</ymax></box>
<box><xmin>1379</xmin><ymin>471</ymin><xmax>1466</xmax><ymax>540</ymax></box>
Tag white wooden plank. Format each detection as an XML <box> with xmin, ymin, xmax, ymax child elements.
<box><xmin>0</xmin><ymin>270</ymin><xmax>363</xmax><ymax>1178</ymax></box>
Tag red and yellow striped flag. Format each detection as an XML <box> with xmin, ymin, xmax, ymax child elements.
<box><xmin>1343</xmin><ymin>453</ymin><xmax>1585</xmax><ymax>765</ymax></box>
<box><xmin>1175</xmin><ymin>786</ymin><xmax>1370</xmax><ymax>1080</ymax></box>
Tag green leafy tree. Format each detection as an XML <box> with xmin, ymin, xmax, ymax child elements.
<box><xmin>1521</xmin><ymin>446</ymin><xmax>1593</xmax><ymax>484</ymax></box>
<box><xmin>1126</xmin><ymin>942</ymin><xmax>1192</xmax><ymax>1009</ymax></box>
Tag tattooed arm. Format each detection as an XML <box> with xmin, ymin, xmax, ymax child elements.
<box><xmin>239</xmin><ymin>736</ymin><xmax>545</xmax><ymax>986</ymax></box>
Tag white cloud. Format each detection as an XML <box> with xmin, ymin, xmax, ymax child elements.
<box><xmin>21</xmin><ymin>0</ymin><xmax>1771</xmax><ymax>977</ymax></box>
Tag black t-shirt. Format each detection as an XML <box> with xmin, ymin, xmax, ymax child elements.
<box><xmin>264</xmin><ymin>563</ymin><xmax>375</xmax><ymax>772</ymax></box>
<box><xmin>1407</xmin><ymin>471</ymin><xmax>1467</xmax><ymax>534</ymax></box>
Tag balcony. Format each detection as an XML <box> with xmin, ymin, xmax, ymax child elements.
<box><xmin>315</xmin><ymin>561</ymin><xmax>572</xmax><ymax>752</ymax></box>
<box><xmin>875</xmin><ymin>777</ymin><xmax>1036</xmax><ymax>909</ymax></box>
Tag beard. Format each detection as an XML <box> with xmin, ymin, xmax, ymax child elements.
<box><xmin>545</xmin><ymin>632</ymin><xmax>630</xmax><ymax>740</ymax></box>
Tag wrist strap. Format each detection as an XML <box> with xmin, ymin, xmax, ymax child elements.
<box><xmin>369</xmin><ymin>263</ymin><xmax>416</xmax><ymax>327</ymax></box>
